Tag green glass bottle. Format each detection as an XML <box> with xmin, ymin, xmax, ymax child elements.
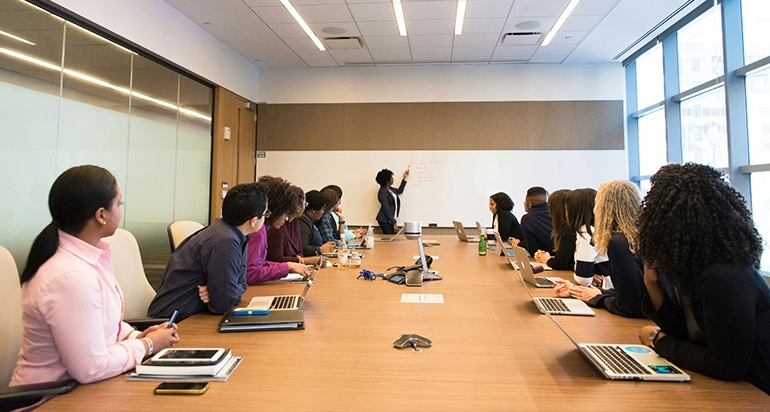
<box><xmin>478</xmin><ymin>234</ymin><xmax>487</xmax><ymax>256</ymax></box>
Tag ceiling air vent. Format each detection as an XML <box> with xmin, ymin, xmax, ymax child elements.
<box><xmin>501</xmin><ymin>32</ymin><xmax>542</xmax><ymax>46</ymax></box>
<box><xmin>323</xmin><ymin>37</ymin><xmax>363</xmax><ymax>50</ymax></box>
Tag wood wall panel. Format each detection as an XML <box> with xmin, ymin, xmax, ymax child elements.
<box><xmin>256</xmin><ymin>100</ymin><xmax>623</xmax><ymax>151</ymax></box>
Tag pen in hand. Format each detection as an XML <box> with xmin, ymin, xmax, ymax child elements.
<box><xmin>167</xmin><ymin>310</ymin><xmax>179</xmax><ymax>328</ymax></box>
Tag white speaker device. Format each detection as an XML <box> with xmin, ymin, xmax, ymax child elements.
<box><xmin>404</xmin><ymin>221</ymin><xmax>422</xmax><ymax>240</ymax></box>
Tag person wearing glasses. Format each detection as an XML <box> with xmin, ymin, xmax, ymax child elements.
<box><xmin>148</xmin><ymin>182</ymin><xmax>269</xmax><ymax>322</ymax></box>
<box><xmin>246</xmin><ymin>176</ymin><xmax>314</xmax><ymax>285</ymax></box>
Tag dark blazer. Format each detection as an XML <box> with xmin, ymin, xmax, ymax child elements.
<box><xmin>520</xmin><ymin>202</ymin><xmax>555</xmax><ymax>256</ymax></box>
<box><xmin>493</xmin><ymin>210</ymin><xmax>524</xmax><ymax>244</ymax></box>
<box><xmin>586</xmin><ymin>233</ymin><xmax>645</xmax><ymax>318</ymax></box>
<box><xmin>375</xmin><ymin>180</ymin><xmax>407</xmax><ymax>225</ymax></box>
<box><xmin>298</xmin><ymin>212</ymin><xmax>321</xmax><ymax>257</ymax></box>
<box><xmin>643</xmin><ymin>263</ymin><xmax>770</xmax><ymax>395</ymax></box>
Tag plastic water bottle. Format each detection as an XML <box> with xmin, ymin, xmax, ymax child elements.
<box><xmin>349</xmin><ymin>251</ymin><xmax>361</xmax><ymax>268</ymax></box>
<box><xmin>338</xmin><ymin>238</ymin><xmax>349</xmax><ymax>268</ymax></box>
<box><xmin>478</xmin><ymin>232</ymin><xmax>487</xmax><ymax>256</ymax></box>
<box><xmin>364</xmin><ymin>225</ymin><xmax>374</xmax><ymax>249</ymax></box>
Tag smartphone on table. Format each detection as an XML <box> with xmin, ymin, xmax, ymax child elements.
<box><xmin>154</xmin><ymin>382</ymin><xmax>209</xmax><ymax>395</ymax></box>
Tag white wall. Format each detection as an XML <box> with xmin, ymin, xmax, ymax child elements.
<box><xmin>258</xmin><ymin>63</ymin><xmax>624</xmax><ymax>103</ymax></box>
<box><xmin>51</xmin><ymin>0</ymin><xmax>260</xmax><ymax>101</ymax></box>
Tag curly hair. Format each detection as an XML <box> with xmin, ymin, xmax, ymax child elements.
<box><xmin>593</xmin><ymin>180</ymin><xmax>641</xmax><ymax>255</ymax></box>
<box><xmin>566</xmin><ymin>188</ymin><xmax>597</xmax><ymax>239</ymax></box>
<box><xmin>376</xmin><ymin>169</ymin><xmax>393</xmax><ymax>186</ymax></box>
<box><xmin>548</xmin><ymin>189</ymin><xmax>571</xmax><ymax>252</ymax></box>
<box><xmin>637</xmin><ymin>163</ymin><xmax>762</xmax><ymax>287</ymax></box>
<box><xmin>288</xmin><ymin>185</ymin><xmax>305</xmax><ymax>218</ymax></box>
<box><xmin>305</xmin><ymin>190</ymin><xmax>325</xmax><ymax>212</ymax></box>
<box><xmin>490</xmin><ymin>192</ymin><xmax>514</xmax><ymax>212</ymax></box>
<box><xmin>257</xmin><ymin>175</ymin><xmax>301</xmax><ymax>224</ymax></box>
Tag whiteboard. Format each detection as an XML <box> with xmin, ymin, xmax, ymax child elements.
<box><xmin>256</xmin><ymin>150</ymin><xmax>627</xmax><ymax>228</ymax></box>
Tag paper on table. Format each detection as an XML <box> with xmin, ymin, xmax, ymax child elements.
<box><xmin>401</xmin><ymin>294</ymin><xmax>444</xmax><ymax>303</ymax></box>
<box><xmin>278</xmin><ymin>273</ymin><xmax>304</xmax><ymax>281</ymax></box>
<box><xmin>413</xmin><ymin>255</ymin><xmax>438</xmax><ymax>260</ymax></box>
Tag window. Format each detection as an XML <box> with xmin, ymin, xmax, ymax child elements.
<box><xmin>747</xmin><ymin>66</ymin><xmax>770</xmax><ymax>165</ymax></box>
<box><xmin>636</xmin><ymin>44</ymin><xmax>664</xmax><ymax>109</ymax></box>
<box><xmin>678</xmin><ymin>7</ymin><xmax>724</xmax><ymax>92</ymax></box>
<box><xmin>680</xmin><ymin>87</ymin><xmax>728</xmax><ymax>168</ymax></box>
<box><xmin>742</xmin><ymin>0</ymin><xmax>770</xmax><ymax>65</ymax></box>
<box><xmin>750</xmin><ymin>172</ymin><xmax>770</xmax><ymax>272</ymax></box>
<box><xmin>638</xmin><ymin>108</ymin><xmax>667</xmax><ymax>176</ymax></box>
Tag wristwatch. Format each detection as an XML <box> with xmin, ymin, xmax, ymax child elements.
<box><xmin>649</xmin><ymin>329</ymin><xmax>661</xmax><ymax>349</ymax></box>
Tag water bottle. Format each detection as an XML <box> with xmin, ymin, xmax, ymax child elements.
<box><xmin>349</xmin><ymin>251</ymin><xmax>361</xmax><ymax>269</ymax></box>
<box><xmin>337</xmin><ymin>238</ymin><xmax>349</xmax><ymax>268</ymax></box>
<box><xmin>364</xmin><ymin>225</ymin><xmax>374</xmax><ymax>249</ymax></box>
<box><xmin>478</xmin><ymin>232</ymin><xmax>487</xmax><ymax>256</ymax></box>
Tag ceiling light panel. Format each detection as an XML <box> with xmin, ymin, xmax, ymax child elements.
<box><xmin>279</xmin><ymin>0</ymin><xmax>327</xmax><ymax>50</ymax></box>
<box><xmin>392</xmin><ymin>0</ymin><xmax>407</xmax><ymax>36</ymax></box>
<box><xmin>541</xmin><ymin>0</ymin><xmax>582</xmax><ymax>46</ymax></box>
<box><xmin>454</xmin><ymin>0</ymin><xmax>467</xmax><ymax>35</ymax></box>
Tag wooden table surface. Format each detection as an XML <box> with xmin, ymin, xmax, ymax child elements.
<box><xmin>41</xmin><ymin>236</ymin><xmax>769</xmax><ymax>411</ymax></box>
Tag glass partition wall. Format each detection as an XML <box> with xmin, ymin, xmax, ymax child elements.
<box><xmin>0</xmin><ymin>0</ymin><xmax>213</xmax><ymax>275</ymax></box>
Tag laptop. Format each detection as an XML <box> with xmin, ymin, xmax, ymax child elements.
<box><xmin>493</xmin><ymin>231</ymin><xmax>552</xmax><ymax>271</ymax></box>
<box><xmin>247</xmin><ymin>278</ymin><xmax>314</xmax><ymax>311</ymax></box>
<box><xmin>511</xmin><ymin>254</ymin><xmax>595</xmax><ymax>316</ymax></box>
<box><xmin>506</xmin><ymin>242</ymin><xmax>562</xmax><ymax>288</ymax></box>
<box><xmin>452</xmin><ymin>221</ymin><xmax>479</xmax><ymax>242</ymax></box>
<box><xmin>543</xmin><ymin>309</ymin><xmax>689</xmax><ymax>381</ymax></box>
<box><xmin>374</xmin><ymin>227</ymin><xmax>404</xmax><ymax>242</ymax></box>
<box><xmin>480</xmin><ymin>221</ymin><xmax>510</xmax><ymax>249</ymax></box>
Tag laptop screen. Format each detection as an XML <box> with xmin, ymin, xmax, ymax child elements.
<box><xmin>417</xmin><ymin>238</ymin><xmax>428</xmax><ymax>272</ymax></box>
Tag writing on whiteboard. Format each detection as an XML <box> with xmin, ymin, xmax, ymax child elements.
<box><xmin>409</xmin><ymin>159</ymin><xmax>442</xmax><ymax>187</ymax></box>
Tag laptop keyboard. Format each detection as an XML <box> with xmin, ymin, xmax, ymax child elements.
<box><xmin>539</xmin><ymin>298</ymin><xmax>571</xmax><ymax>313</ymax></box>
<box><xmin>586</xmin><ymin>345</ymin><xmax>651</xmax><ymax>375</ymax></box>
<box><xmin>535</xmin><ymin>277</ymin><xmax>554</xmax><ymax>287</ymax></box>
<box><xmin>270</xmin><ymin>295</ymin><xmax>297</xmax><ymax>310</ymax></box>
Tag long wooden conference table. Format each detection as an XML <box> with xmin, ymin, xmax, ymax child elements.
<box><xmin>42</xmin><ymin>235</ymin><xmax>768</xmax><ymax>411</ymax></box>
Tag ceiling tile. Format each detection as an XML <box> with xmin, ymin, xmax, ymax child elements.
<box><xmin>291</xmin><ymin>0</ymin><xmax>346</xmax><ymax>5</ymax></box>
<box><xmin>362</xmin><ymin>35</ymin><xmax>409</xmax><ymax>48</ymax></box>
<box><xmin>252</xmin><ymin>7</ymin><xmax>295</xmax><ymax>24</ymax></box>
<box><xmin>357</xmin><ymin>20</ymin><xmax>400</xmax><ymax>36</ymax></box>
<box><xmin>283</xmin><ymin>36</ymin><xmax>321</xmax><ymax>50</ymax></box>
<box><xmin>409</xmin><ymin>34</ymin><xmax>454</xmax><ymax>48</ymax></box>
<box><xmin>402</xmin><ymin>2</ymin><xmax>457</xmax><ymax>20</ymax></box>
<box><xmin>411</xmin><ymin>47</ymin><xmax>452</xmax><ymax>60</ymax></box>
<box><xmin>305</xmin><ymin>60</ymin><xmax>340</xmax><ymax>67</ymax></box>
<box><xmin>405</xmin><ymin>19</ymin><xmax>454</xmax><ymax>35</ymax></box>
<box><xmin>528</xmin><ymin>54</ymin><xmax>566</xmax><ymax>63</ymax></box>
<box><xmin>502</xmin><ymin>16</ymin><xmax>557</xmax><ymax>33</ymax></box>
<box><xmin>464</xmin><ymin>1</ymin><xmax>513</xmax><ymax>19</ymax></box>
<box><xmin>461</xmin><ymin>18</ymin><xmax>505</xmax><ymax>34</ymax></box>
<box><xmin>349</xmin><ymin>3</ymin><xmax>396</xmax><ymax>21</ymax></box>
<box><xmin>509</xmin><ymin>0</ymin><xmax>570</xmax><ymax>17</ymax></box>
<box><xmin>329</xmin><ymin>48</ymin><xmax>373</xmax><ymax>62</ymax></box>
<box><xmin>243</xmin><ymin>0</ymin><xmax>281</xmax><ymax>6</ymax></box>
<box><xmin>293</xmin><ymin>5</ymin><xmax>353</xmax><ymax>23</ymax></box>
<box><xmin>310</xmin><ymin>22</ymin><xmax>361</xmax><ymax>36</ymax></box>
<box><xmin>451</xmin><ymin>47</ymin><xmax>494</xmax><ymax>60</ymax></box>
<box><xmin>532</xmin><ymin>43</ymin><xmax>575</xmax><ymax>56</ymax></box>
<box><xmin>492</xmin><ymin>45</ymin><xmax>538</xmax><ymax>59</ymax></box>
<box><xmin>452</xmin><ymin>33</ymin><xmax>500</xmax><ymax>47</ymax></box>
<box><xmin>547</xmin><ymin>30</ymin><xmax>588</xmax><ymax>45</ymax></box>
<box><xmin>345</xmin><ymin>0</ymin><xmax>391</xmax><ymax>3</ymax></box>
<box><xmin>560</xmin><ymin>14</ymin><xmax>602</xmax><ymax>31</ymax></box>
<box><xmin>370</xmin><ymin>48</ymin><xmax>412</xmax><ymax>61</ymax></box>
<box><xmin>572</xmin><ymin>0</ymin><xmax>620</xmax><ymax>16</ymax></box>
<box><xmin>295</xmin><ymin>49</ymin><xmax>335</xmax><ymax>60</ymax></box>
<box><xmin>269</xmin><ymin>23</ymin><xmax>308</xmax><ymax>38</ymax></box>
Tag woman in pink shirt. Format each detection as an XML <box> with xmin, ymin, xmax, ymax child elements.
<box><xmin>10</xmin><ymin>165</ymin><xmax>179</xmax><ymax>389</ymax></box>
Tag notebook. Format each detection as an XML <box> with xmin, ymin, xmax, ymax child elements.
<box><xmin>218</xmin><ymin>309</ymin><xmax>305</xmax><ymax>332</ymax></box>
<box><xmin>498</xmin><ymin>235</ymin><xmax>561</xmax><ymax>288</ymax></box>
<box><xmin>452</xmin><ymin>221</ymin><xmax>479</xmax><ymax>242</ymax></box>
<box><xmin>543</xmin><ymin>310</ymin><xmax>690</xmax><ymax>381</ymax></box>
<box><xmin>374</xmin><ymin>227</ymin><xmax>404</xmax><ymax>242</ymax></box>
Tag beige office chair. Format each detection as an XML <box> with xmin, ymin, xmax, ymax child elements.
<box><xmin>103</xmin><ymin>229</ymin><xmax>166</xmax><ymax>329</ymax></box>
<box><xmin>0</xmin><ymin>246</ymin><xmax>77</xmax><ymax>408</ymax></box>
<box><xmin>167</xmin><ymin>220</ymin><xmax>204</xmax><ymax>252</ymax></box>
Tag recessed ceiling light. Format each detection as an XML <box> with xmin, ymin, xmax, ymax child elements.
<box><xmin>392</xmin><ymin>0</ymin><xmax>407</xmax><ymax>36</ymax></box>
<box><xmin>280</xmin><ymin>0</ymin><xmax>325</xmax><ymax>50</ymax></box>
<box><xmin>542</xmin><ymin>0</ymin><xmax>582</xmax><ymax>46</ymax></box>
<box><xmin>454</xmin><ymin>0</ymin><xmax>467</xmax><ymax>35</ymax></box>
<box><xmin>0</xmin><ymin>29</ymin><xmax>36</xmax><ymax>46</ymax></box>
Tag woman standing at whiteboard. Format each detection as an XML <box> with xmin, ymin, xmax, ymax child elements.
<box><xmin>375</xmin><ymin>168</ymin><xmax>409</xmax><ymax>234</ymax></box>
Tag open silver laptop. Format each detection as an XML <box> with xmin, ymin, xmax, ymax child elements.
<box><xmin>452</xmin><ymin>221</ymin><xmax>479</xmax><ymax>242</ymax></box>
<box><xmin>505</xmin><ymin>242</ymin><xmax>562</xmax><ymax>288</ymax></box>
<box><xmin>248</xmin><ymin>279</ymin><xmax>314</xmax><ymax>311</ymax></box>
<box><xmin>543</xmin><ymin>309</ymin><xmax>690</xmax><ymax>381</ymax></box>
<box><xmin>374</xmin><ymin>226</ymin><xmax>404</xmax><ymax>242</ymax></box>
<box><xmin>480</xmin><ymin>221</ymin><xmax>510</xmax><ymax>249</ymax></box>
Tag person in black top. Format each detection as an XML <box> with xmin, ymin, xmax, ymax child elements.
<box><xmin>375</xmin><ymin>168</ymin><xmax>409</xmax><ymax>235</ymax></box>
<box><xmin>555</xmin><ymin>180</ymin><xmax>645</xmax><ymax>318</ymax></box>
<box><xmin>299</xmin><ymin>190</ymin><xmax>335</xmax><ymax>257</ymax></box>
<box><xmin>148</xmin><ymin>183</ymin><xmax>268</xmax><ymax>322</ymax></box>
<box><xmin>534</xmin><ymin>189</ymin><xmax>574</xmax><ymax>270</ymax></box>
<box><xmin>636</xmin><ymin>163</ymin><xmax>770</xmax><ymax>395</ymax></box>
<box><xmin>489</xmin><ymin>192</ymin><xmax>524</xmax><ymax>245</ymax></box>
<box><xmin>512</xmin><ymin>186</ymin><xmax>554</xmax><ymax>256</ymax></box>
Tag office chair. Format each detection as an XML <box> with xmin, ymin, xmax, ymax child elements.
<box><xmin>167</xmin><ymin>220</ymin><xmax>204</xmax><ymax>252</ymax></box>
<box><xmin>0</xmin><ymin>245</ymin><xmax>77</xmax><ymax>410</ymax></box>
<box><xmin>103</xmin><ymin>229</ymin><xmax>167</xmax><ymax>331</ymax></box>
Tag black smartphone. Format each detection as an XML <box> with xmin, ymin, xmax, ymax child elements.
<box><xmin>154</xmin><ymin>382</ymin><xmax>209</xmax><ymax>395</ymax></box>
